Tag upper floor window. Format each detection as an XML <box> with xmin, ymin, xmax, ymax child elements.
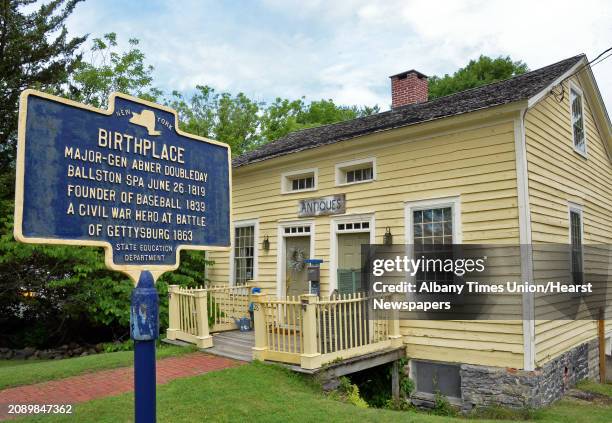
<box><xmin>570</xmin><ymin>85</ymin><xmax>587</xmax><ymax>156</ymax></box>
<box><xmin>335</xmin><ymin>157</ymin><xmax>376</xmax><ymax>186</ymax></box>
<box><xmin>281</xmin><ymin>168</ymin><xmax>318</xmax><ymax>194</ymax></box>
<box><xmin>346</xmin><ymin>167</ymin><xmax>373</xmax><ymax>183</ymax></box>
<box><xmin>292</xmin><ymin>175</ymin><xmax>314</xmax><ymax>191</ymax></box>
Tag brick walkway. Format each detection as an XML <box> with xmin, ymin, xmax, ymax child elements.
<box><xmin>0</xmin><ymin>352</ymin><xmax>238</xmax><ymax>420</ymax></box>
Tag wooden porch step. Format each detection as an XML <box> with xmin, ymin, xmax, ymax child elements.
<box><xmin>203</xmin><ymin>330</ymin><xmax>255</xmax><ymax>362</ymax></box>
<box><xmin>214</xmin><ymin>331</ymin><xmax>255</xmax><ymax>342</ymax></box>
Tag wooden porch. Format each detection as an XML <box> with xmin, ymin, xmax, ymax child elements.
<box><xmin>165</xmin><ymin>284</ymin><xmax>404</xmax><ymax>371</ymax></box>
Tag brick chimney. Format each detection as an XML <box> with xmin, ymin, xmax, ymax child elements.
<box><xmin>390</xmin><ymin>70</ymin><xmax>428</xmax><ymax>108</ymax></box>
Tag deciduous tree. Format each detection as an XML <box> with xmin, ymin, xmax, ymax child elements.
<box><xmin>428</xmin><ymin>55</ymin><xmax>528</xmax><ymax>100</ymax></box>
<box><xmin>67</xmin><ymin>32</ymin><xmax>161</xmax><ymax>108</ymax></box>
<box><xmin>0</xmin><ymin>0</ymin><xmax>86</xmax><ymax>175</ymax></box>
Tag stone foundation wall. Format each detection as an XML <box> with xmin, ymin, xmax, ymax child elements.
<box><xmin>460</xmin><ymin>339</ymin><xmax>600</xmax><ymax>410</ymax></box>
<box><xmin>587</xmin><ymin>339</ymin><xmax>600</xmax><ymax>380</ymax></box>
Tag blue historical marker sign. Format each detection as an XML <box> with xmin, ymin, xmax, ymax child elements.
<box><xmin>14</xmin><ymin>90</ymin><xmax>231</xmax><ymax>278</ymax></box>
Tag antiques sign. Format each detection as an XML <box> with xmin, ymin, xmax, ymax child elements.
<box><xmin>298</xmin><ymin>194</ymin><xmax>345</xmax><ymax>217</ymax></box>
<box><xmin>14</xmin><ymin>90</ymin><xmax>231</xmax><ymax>278</ymax></box>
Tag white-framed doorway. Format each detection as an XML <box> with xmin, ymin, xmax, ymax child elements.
<box><xmin>276</xmin><ymin>220</ymin><xmax>315</xmax><ymax>298</ymax></box>
<box><xmin>329</xmin><ymin>214</ymin><xmax>375</xmax><ymax>294</ymax></box>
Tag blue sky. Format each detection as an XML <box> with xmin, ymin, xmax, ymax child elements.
<box><xmin>66</xmin><ymin>0</ymin><xmax>612</xmax><ymax>111</ymax></box>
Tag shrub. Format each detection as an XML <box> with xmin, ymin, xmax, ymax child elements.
<box><xmin>433</xmin><ymin>390</ymin><xmax>457</xmax><ymax>416</ymax></box>
<box><xmin>338</xmin><ymin>377</ymin><xmax>369</xmax><ymax>408</ymax></box>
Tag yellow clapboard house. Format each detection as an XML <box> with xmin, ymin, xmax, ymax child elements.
<box><xmin>178</xmin><ymin>54</ymin><xmax>611</xmax><ymax>408</ymax></box>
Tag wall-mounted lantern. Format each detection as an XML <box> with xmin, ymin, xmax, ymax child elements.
<box><xmin>383</xmin><ymin>227</ymin><xmax>393</xmax><ymax>246</ymax></box>
<box><xmin>262</xmin><ymin>235</ymin><xmax>270</xmax><ymax>252</ymax></box>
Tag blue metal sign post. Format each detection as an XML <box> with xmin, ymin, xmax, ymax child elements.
<box><xmin>14</xmin><ymin>90</ymin><xmax>231</xmax><ymax>422</ymax></box>
<box><xmin>131</xmin><ymin>270</ymin><xmax>158</xmax><ymax>422</ymax></box>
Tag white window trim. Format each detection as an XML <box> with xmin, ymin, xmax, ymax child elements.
<box><xmin>329</xmin><ymin>213</ymin><xmax>376</xmax><ymax>293</ymax></box>
<box><xmin>404</xmin><ymin>196</ymin><xmax>462</xmax><ymax>244</ymax></box>
<box><xmin>403</xmin><ymin>197</ymin><xmax>461</xmax><ymax>302</ymax></box>
<box><xmin>229</xmin><ymin>219</ymin><xmax>259</xmax><ymax>286</ymax></box>
<box><xmin>280</xmin><ymin>168</ymin><xmax>318</xmax><ymax>194</ymax></box>
<box><xmin>335</xmin><ymin>157</ymin><xmax>377</xmax><ymax>186</ymax></box>
<box><xmin>569</xmin><ymin>81</ymin><xmax>588</xmax><ymax>158</ymax></box>
<box><xmin>568</xmin><ymin>202</ymin><xmax>584</xmax><ymax>283</ymax></box>
<box><xmin>276</xmin><ymin>220</ymin><xmax>316</xmax><ymax>298</ymax></box>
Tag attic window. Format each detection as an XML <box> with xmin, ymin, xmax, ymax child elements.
<box><xmin>335</xmin><ymin>157</ymin><xmax>376</xmax><ymax>186</ymax></box>
<box><xmin>570</xmin><ymin>85</ymin><xmax>587</xmax><ymax>156</ymax></box>
<box><xmin>292</xmin><ymin>176</ymin><xmax>314</xmax><ymax>191</ymax></box>
<box><xmin>281</xmin><ymin>168</ymin><xmax>318</xmax><ymax>194</ymax></box>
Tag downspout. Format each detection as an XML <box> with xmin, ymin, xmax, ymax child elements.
<box><xmin>514</xmin><ymin>106</ymin><xmax>536</xmax><ymax>371</ymax></box>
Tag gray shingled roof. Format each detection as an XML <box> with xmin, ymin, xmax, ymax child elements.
<box><xmin>234</xmin><ymin>54</ymin><xmax>584</xmax><ymax>168</ymax></box>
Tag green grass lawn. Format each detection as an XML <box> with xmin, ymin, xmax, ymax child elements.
<box><xmin>0</xmin><ymin>344</ymin><xmax>196</xmax><ymax>390</ymax></box>
<box><xmin>16</xmin><ymin>361</ymin><xmax>612</xmax><ymax>423</ymax></box>
<box><xmin>0</xmin><ymin>359</ymin><xmax>50</xmax><ymax>368</ymax></box>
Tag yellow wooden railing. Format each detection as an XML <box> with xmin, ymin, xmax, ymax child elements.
<box><xmin>254</xmin><ymin>295</ymin><xmax>304</xmax><ymax>364</ymax></box>
<box><xmin>207</xmin><ymin>284</ymin><xmax>252</xmax><ymax>332</ymax></box>
<box><xmin>166</xmin><ymin>284</ymin><xmax>252</xmax><ymax>348</ymax></box>
<box><xmin>252</xmin><ymin>292</ymin><xmax>402</xmax><ymax>370</ymax></box>
<box><xmin>167</xmin><ymin>286</ymin><xmax>403</xmax><ymax>369</ymax></box>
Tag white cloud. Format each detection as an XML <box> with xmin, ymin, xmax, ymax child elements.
<box><xmin>65</xmin><ymin>0</ymin><xmax>612</xmax><ymax>113</ymax></box>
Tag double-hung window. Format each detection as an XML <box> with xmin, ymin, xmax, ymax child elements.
<box><xmin>412</xmin><ymin>206</ymin><xmax>454</xmax><ymax>284</ymax></box>
<box><xmin>569</xmin><ymin>207</ymin><xmax>584</xmax><ymax>286</ymax></box>
<box><xmin>234</xmin><ymin>224</ymin><xmax>256</xmax><ymax>285</ymax></box>
<box><xmin>570</xmin><ymin>85</ymin><xmax>586</xmax><ymax>156</ymax></box>
<box><xmin>407</xmin><ymin>198</ymin><xmax>460</xmax><ymax>286</ymax></box>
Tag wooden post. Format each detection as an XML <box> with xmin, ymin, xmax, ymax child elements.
<box><xmin>247</xmin><ymin>287</ymin><xmax>253</xmax><ymax>317</ymax></box>
<box><xmin>194</xmin><ymin>290</ymin><xmax>213</xmax><ymax>348</ymax></box>
<box><xmin>300</xmin><ymin>294</ymin><xmax>321</xmax><ymax>369</ymax></box>
<box><xmin>166</xmin><ymin>285</ymin><xmax>180</xmax><ymax>340</ymax></box>
<box><xmin>252</xmin><ymin>293</ymin><xmax>268</xmax><ymax>360</ymax></box>
<box><xmin>388</xmin><ymin>294</ymin><xmax>403</xmax><ymax>347</ymax></box>
<box><xmin>599</xmin><ymin>308</ymin><xmax>606</xmax><ymax>383</ymax></box>
<box><xmin>391</xmin><ymin>360</ymin><xmax>400</xmax><ymax>401</ymax></box>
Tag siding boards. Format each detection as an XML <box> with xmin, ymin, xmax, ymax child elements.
<box><xmin>210</xmin><ymin>117</ymin><xmax>525</xmax><ymax>368</ymax></box>
<box><xmin>525</xmin><ymin>77</ymin><xmax>612</xmax><ymax>366</ymax></box>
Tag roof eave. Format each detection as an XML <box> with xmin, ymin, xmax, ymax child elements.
<box><xmin>526</xmin><ymin>56</ymin><xmax>587</xmax><ymax>109</ymax></box>
<box><xmin>526</xmin><ymin>56</ymin><xmax>612</xmax><ymax>163</ymax></box>
<box><xmin>233</xmin><ymin>101</ymin><xmax>527</xmax><ymax>171</ymax></box>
